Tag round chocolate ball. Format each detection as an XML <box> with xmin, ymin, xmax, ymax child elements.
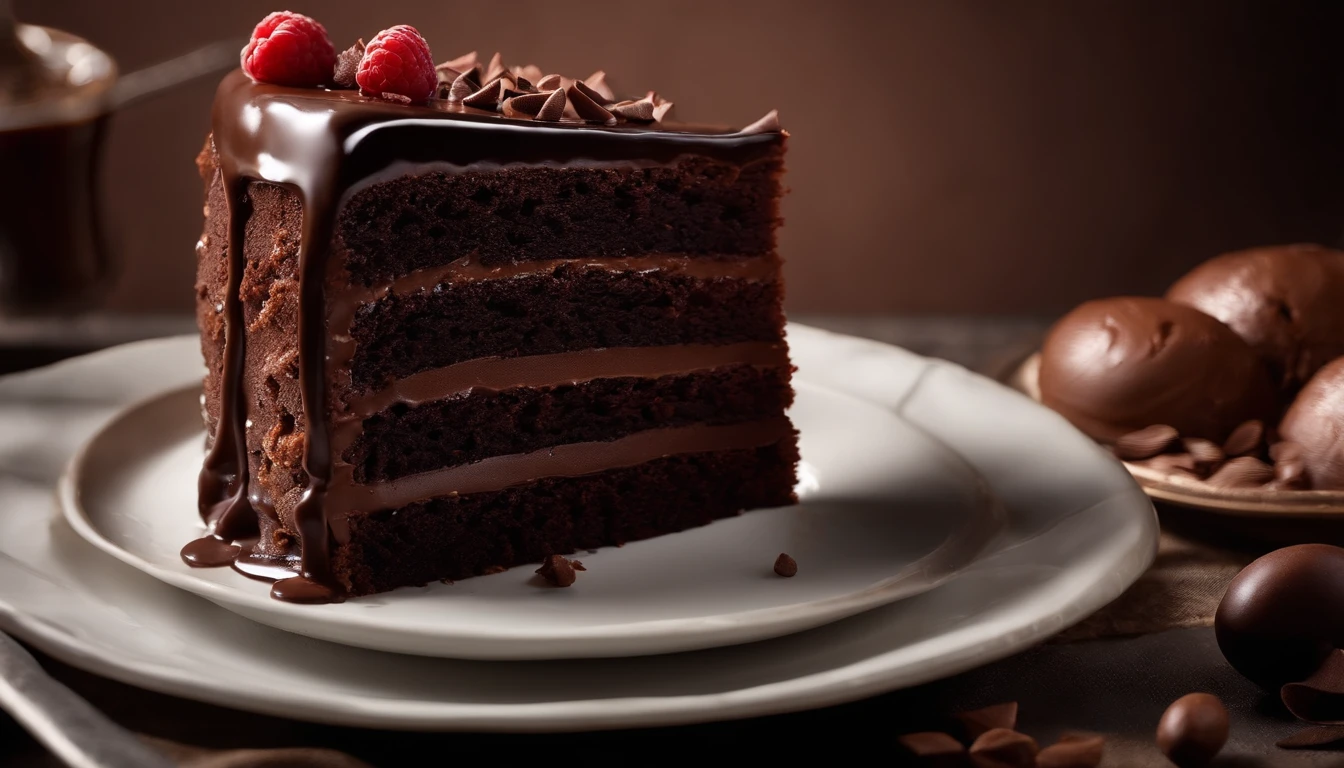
<box><xmin>1167</xmin><ymin>244</ymin><xmax>1344</xmax><ymax>391</ymax></box>
<box><xmin>1215</xmin><ymin>544</ymin><xmax>1344</xmax><ymax>689</ymax></box>
<box><xmin>1038</xmin><ymin>297</ymin><xmax>1276</xmax><ymax>444</ymax></box>
<box><xmin>1281</xmin><ymin>358</ymin><xmax>1344</xmax><ymax>490</ymax></box>
<box><xmin>1156</xmin><ymin>693</ymin><xmax>1228</xmax><ymax>768</ymax></box>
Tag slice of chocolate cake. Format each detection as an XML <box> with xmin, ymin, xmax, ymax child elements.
<box><xmin>185</xmin><ymin>30</ymin><xmax>796</xmax><ymax>603</ymax></box>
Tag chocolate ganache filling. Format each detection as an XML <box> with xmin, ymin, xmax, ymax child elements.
<box><xmin>186</xmin><ymin>69</ymin><xmax>786</xmax><ymax>603</ymax></box>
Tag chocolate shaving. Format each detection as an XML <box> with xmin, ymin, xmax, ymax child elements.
<box><xmin>535</xmin><ymin>88</ymin><xmax>566</xmax><ymax>121</ymax></box>
<box><xmin>1283</xmin><ymin>649</ymin><xmax>1344</xmax><ymax>724</ymax></box>
<box><xmin>1140</xmin><ymin>452</ymin><xmax>1202</xmax><ymax>478</ymax></box>
<box><xmin>1223</xmin><ymin>419</ymin><xmax>1265</xmax><ymax>457</ymax></box>
<box><xmin>503</xmin><ymin>89</ymin><xmax>566</xmax><ymax>121</ymax></box>
<box><xmin>483</xmin><ymin>51</ymin><xmax>508</xmax><ymax>83</ymax></box>
<box><xmin>573</xmin><ymin>79</ymin><xmax>614</xmax><ymax>109</ymax></box>
<box><xmin>1037</xmin><ymin>734</ymin><xmax>1104</xmax><ymax>768</ymax></box>
<box><xmin>773</xmin><ymin>553</ymin><xmax>798</xmax><ymax>577</ymax></box>
<box><xmin>955</xmin><ymin>701</ymin><xmax>1019</xmax><ymax>740</ymax></box>
<box><xmin>897</xmin><ymin>732</ymin><xmax>965</xmax><ymax>764</ymax></box>
<box><xmin>537</xmin><ymin>73</ymin><xmax>564</xmax><ymax>91</ymax></box>
<box><xmin>378</xmin><ymin>92</ymin><xmax>413</xmax><ymax>105</ymax></box>
<box><xmin>969</xmin><ymin>728</ymin><xmax>1038</xmax><ymax>767</ymax></box>
<box><xmin>535</xmin><ymin>554</ymin><xmax>580</xmax><ymax>587</ymax></box>
<box><xmin>1181</xmin><ymin>437</ymin><xmax>1224</xmax><ymax>468</ymax></box>
<box><xmin>584</xmin><ymin>70</ymin><xmax>616</xmax><ymax>102</ymax></box>
<box><xmin>446</xmin><ymin>71</ymin><xmax>479</xmax><ymax>103</ymax></box>
<box><xmin>1278</xmin><ymin>725</ymin><xmax>1344</xmax><ymax>749</ymax></box>
<box><xmin>1113</xmin><ymin>424</ymin><xmax>1179</xmax><ymax>461</ymax></box>
<box><xmin>567</xmin><ymin>82</ymin><xmax>617</xmax><ymax>124</ymax></box>
<box><xmin>610</xmin><ymin>95</ymin><xmax>657</xmax><ymax>122</ymax></box>
<box><xmin>1207</xmin><ymin>456</ymin><xmax>1274</xmax><ymax>488</ymax></box>
<box><xmin>511</xmin><ymin>64</ymin><xmax>545</xmax><ymax>84</ymax></box>
<box><xmin>741</xmin><ymin>109</ymin><xmax>782</xmax><ymax>135</ymax></box>
<box><xmin>332</xmin><ymin>39</ymin><xmax>365</xmax><ymax>90</ymax></box>
<box><xmin>463</xmin><ymin>77</ymin><xmax>510</xmax><ymax>109</ymax></box>
<box><xmin>439</xmin><ymin>51</ymin><xmax>480</xmax><ymax>79</ymax></box>
<box><xmin>650</xmin><ymin>93</ymin><xmax>674</xmax><ymax>122</ymax></box>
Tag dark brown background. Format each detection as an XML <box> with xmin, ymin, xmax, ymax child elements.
<box><xmin>14</xmin><ymin>0</ymin><xmax>1344</xmax><ymax>315</ymax></box>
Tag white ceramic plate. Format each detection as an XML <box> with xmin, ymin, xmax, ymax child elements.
<box><xmin>0</xmin><ymin>327</ymin><xmax>1158</xmax><ymax>731</ymax></box>
<box><xmin>60</xmin><ymin>379</ymin><xmax>1001</xmax><ymax>659</ymax></box>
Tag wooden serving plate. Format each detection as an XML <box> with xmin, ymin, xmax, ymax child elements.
<box><xmin>1010</xmin><ymin>353</ymin><xmax>1344</xmax><ymax>519</ymax></box>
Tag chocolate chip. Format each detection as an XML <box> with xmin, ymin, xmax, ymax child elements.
<box><xmin>1182</xmin><ymin>437</ymin><xmax>1225</xmax><ymax>468</ymax></box>
<box><xmin>1138</xmin><ymin>452</ymin><xmax>1202</xmax><ymax>478</ymax></box>
<box><xmin>773</xmin><ymin>553</ymin><xmax>798</xmax><ymax>577</ymax></box>
<box><xmin>955</xmin><ymin>702</ymin><xmax>1019</xmax><ymax>740</ymax></box>
<box><xmin>332</xmin><ymin>39</ymin><xmax>365</xmax><ymax>89</ymax></box>
<box><xmin>1037</xmin><ymin>734</ymin><xmax>1104</xmax><ymax>768</ymax></box>
<box><xmin>1223</xmin><ymin>419</ymin><xmax>1265</xmax><ymax>457</ymax></box>
<box><xmin>1112</xmin><ymin>424</ymin><xmax>1179</xmax><ymax>461</ymax></box>
<box><xmin>1207</xmin><ymin>456</ymin><xmax>1274</xmax><ymax>489</ymax></box>
<box><xmin>1156</xmin><ymin>693</ymin><xmax>1228</xmax><ymax>767</ymax></box>
<box><xmin>535</xmin><ymin>555</ymin><xmax>579</xmax><ymax>587</ymax></box>
<box><xmin>969</xmin><ymin>728</ymin><xmax>1038</xmax><ymax>768</ymax></box>
<box><xmin>898</xmin><ymin>732</ymin><xmax>965</xmax><ymax>766</ymax></box>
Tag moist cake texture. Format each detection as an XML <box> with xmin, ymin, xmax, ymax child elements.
<box><xmin>187</xmin><ymin>61</ymin><xmax>797</xmax><ymax>602</ymax></box>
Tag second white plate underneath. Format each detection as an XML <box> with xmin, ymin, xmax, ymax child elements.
<box><xmin>60</xmin><ymin>378</ymin><xmax>1002</xmax><ymax>660</ymax></box>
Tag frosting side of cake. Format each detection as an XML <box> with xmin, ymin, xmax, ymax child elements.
<box><xmin>192</xmin><ymin>70</ymin><xmax>795</xmax><ymax>601</ymax></box>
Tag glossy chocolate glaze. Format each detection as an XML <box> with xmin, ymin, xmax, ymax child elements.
<box><xmin>1038</xmin><ymin>296</ymin><xmax>1277</xmax><ymax>444</ymax></box>
<box><xmin>187</xmin><ymin>70</ymin><xmax>786</xmax><ymax>602</ymax></box>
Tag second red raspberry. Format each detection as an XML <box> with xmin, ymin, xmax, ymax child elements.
<box><xmin>356</xmin><ymin>25</ymin><xmax>436</xmax><ymax>102</ymax></box>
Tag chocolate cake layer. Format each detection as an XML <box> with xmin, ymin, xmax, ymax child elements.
<box><xmin>345</xmin><ymin>365</ymin><xmax>794</xmax><ymax>483</ymax></box>
<box><xmin>333</xmin><ymin>441</ymin><xmax>799</xmax><ymax>596</ymax></box>
<box><xmin>339</xmin><ymin>157</ymin><xmax>782</xmax><ymax>284</ymax></box>
<box><xmin>348</xmin><ymin>267</ymin><xmax>784</xmax><ymax>390</ymax></box>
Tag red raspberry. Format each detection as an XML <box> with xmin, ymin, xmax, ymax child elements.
<box><xmin>241</xmin><ymin>11</ymin><xmax>336</xmax><ymax>87</ymax></box>
<box><xmin>356</xmin><ymin>25</ymin><xmax>436</xmax><ymax>102</ymax></box>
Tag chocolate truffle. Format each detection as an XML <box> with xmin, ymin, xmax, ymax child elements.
<box><xmin>1038</xmin><ymin>297</ymin><xmax>1276</xmax><ymax>444</ymax></box>
<box><xmin>1280</xmin><ymin>357</ymin><xmax>1344</xmax><ymax>490</ymax></box>
<box><xmin>1167</xmin><ymin>244</ymin><xmax>1344</xmax><ymax>391</ymax></box>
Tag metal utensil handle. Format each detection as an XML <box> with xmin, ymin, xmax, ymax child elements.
<box><xmin>0</xmin><ymin>632</ymin><xmax>174</xmax><ymax>768</ymax></box>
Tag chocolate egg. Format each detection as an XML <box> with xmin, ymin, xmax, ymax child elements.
<box><xmin>1038</xmin><ymin>297</ymin><xmax>1276</xmax><ymax>443</ymax></box>
<box><xmin>1156</xmin><ymin>693</ymin><xmax>1229</xmax><ymax>767</ymax></box>
<box><xmin>1280</xmin><ymin>358</ymin><xmax>1344</xmax><ymax>490</ymax></box>
<box><xmin>1215</xmin><ymin>544</ymin><xmax>1344</xmax><ymax>688</ymax></box>
<box><xmin>1167</xmin><ymin>244</ymin><xmax>1344</xmax><ymax>391</ymax></box>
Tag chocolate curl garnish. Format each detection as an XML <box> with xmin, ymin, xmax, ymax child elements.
<box><xmin>445</xmin><ymin>71</ymin><xmax>479</xmax><ymax>103</ymax></box>
<box><xmin>609</xmin><ymin>94</ymin><xmax>657</xmax><ymax>122</ymax></box>
<box><xmin>572</xmin><ymin>79</ymin><xmax>613</xmax><ymax>108</ymax></box>
<box><xmin>333</xmin><ymin>39</ymin><xmax>365</xmax><ymax>89</ymax></box>
<box><xmin>463</xmin><ymin>77</ymin><xmax>510</xmax><ymax>109</ymax></box>
<box><xmin>649</xmin><ymin>91</ymin><xmax>674</xmax><ymax>121</ymax></box>
<box><xmin>513</xmin><ymin>74</ymin><xmax>537</xmax><ymax>92</ymax></box>
<box><xmin>567</xmin><ymin>82</ymin><xmax>616</xmax><ymax>125</ymax></box>
<box><xmin>511</xmin><ymin>64</ymin><xmax>545</xmax><ymax>84</ymax></box>
<box><xmin>536</xmin><ymin>73</ymin><xmax>563</xmax><ymax>91</ymax></box>
<box><xmin>483</xmin><ymin>52</ymin><xmax>508</xmax><ymax>83</ymax></box>
<box><xmin>741</xmin><ymin>109</ymin><xmax>782</xmax><ymax>135</ymax></box>
<box><xmin>1283</xmin><ymin>649</ymin><xmax>1344</xmax><ymax>724</ymax></box>
<box><xmin>503</xmin><ymin>88</ymin><xmax>566</xmax><ymax>121</ymax></box>
<box><xmin>441</xmin><ymin>51</ymin><xmax>479</xmax><ymax>75</ymax></box>
<box><xmin>584</xmin><ymin>70</ymin><xmax>616</xmax><ymax>102</ymax></box>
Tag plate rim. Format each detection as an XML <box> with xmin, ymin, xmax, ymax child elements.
<box><xmin>0</xmin><ymin>329</ymin><xmax>1158</xmax><ymax>731</ymax></box>
<box><xmin>58</xmin><ymin>377</ymin><xmax>1004</xmax><ymax>659</ymax></box>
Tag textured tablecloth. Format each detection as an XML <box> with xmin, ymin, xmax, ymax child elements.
<box><xmin>0</xmin><ymin>316</ymin><xmax>1337</xmax><ymax>767</ymax></box>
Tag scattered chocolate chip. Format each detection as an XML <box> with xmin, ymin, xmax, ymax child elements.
<box><xmin>773</xmin><ymin>553</ymin><xmax>798</xmax><ymax>577</ymax></box>
<box><xmin>535</xmin><ymin>555</ymin><xmax>579</xmax><ymax>587</ymax></box>
<box><xmin>482</xmin><ymin>565</ymin><xmax>507</xmax><ymax>575</ymax></box>
<box><xmin>898</xmin><ymin>732</ymin><xmax>965</xmax><ymax>766</ymax></box>
<box><xmin>969</xmin><ymin>728</ymin><xmax>1038</xmax><ymax>768</ymax></box>
<box><xmin>332</xmin><ymin>39</ymin><xmax>365</xmax><ymax>89</ymax></box>
<box><xmin>1182</xmin><ymin>437</ymin><xmax>1224</xmax><ymax>467</ymax></box>
<box><xmin>741</xmin><ymin>109</ymin><xmax>782</xmax><ymax>134</ymax></box>
<box><xmin>1156</xmin><ymin>693</ymin><xmax>1228</xmax><ymax>767</ymax></box>
<box><xmin>1223</xmin><ymin>419</ymin><xmax>1265</xmax><ymax>457</ymax></box>
<box><xmin>1112</xmin><ymin>424</ymin><xmax>1179</xmax><ymax>461</ymax></box>
<box><xmin>1036</xmin><ymin>734</ymin><xmax>1104</xmax><ymax>768</ymax></box>
<box><xmin>1278</xmin><ymin>725</ymin><xmax>1344</xmax><ymax>749</ymax></box>
<box><xmin>536</xmin><ymin>73</ymin><xmax>564</xmax><ymax>91</ymax></box>
<box><xmin>568</xmin><ymin>82</ymin><xmax>616</xmax><ymax>125</ymax></box>
<box><xmin>1206</xmin><ymin>456</ymin><xmax>1274</xmax><ymax>489</ymax></box>
<box><xmin>955</xmin><ymin>702</ymin><xmax>1019</xmax><ymax>740</ymax></box>
<box><xmin>378</xmin><ymin>92</ymin><xmax>413</xmax><ymax>105</ymax></box>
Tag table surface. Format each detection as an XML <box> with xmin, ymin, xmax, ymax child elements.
<box><xmin>0</xmin><ymin>314</ymin><xmax>1333</xmax><ymax>767</ymax></box>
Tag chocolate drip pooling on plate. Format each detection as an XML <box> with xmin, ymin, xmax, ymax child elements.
<box><xmin>182</xmin><ymin>70</ymin><xmax>785</xmax><ymax>603</ymax></box>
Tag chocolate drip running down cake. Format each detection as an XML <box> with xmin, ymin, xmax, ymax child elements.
<box><xmin>185</xmin><ymin>54</ymin><xmax>797</xmax><ymax>602</ymax></box>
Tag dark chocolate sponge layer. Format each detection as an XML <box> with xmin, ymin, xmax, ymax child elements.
<box><xmin>338</xmin><ymin>154</ymin><xmax>783</xmax><ymax>285</ymax></box>
<box><xmin>348</xmin><ymin>267</ymin><xmax>784</xmax><ymax>391</ymax></box>
<box><xmin>333</xmin><ymin>441</ymin><xmax>799</xmax><ymax>596</ymax></box>
<box><xmin>346</xmin><ymin>365</ymin><xmax>794</xmax><ymax>482</ymax></box>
